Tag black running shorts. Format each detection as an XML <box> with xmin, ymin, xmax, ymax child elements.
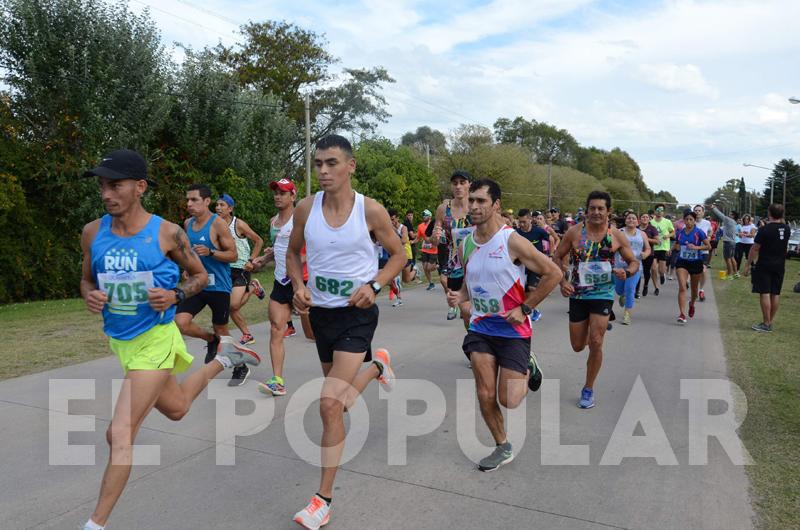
<box><xmin>462</xmin><ymin>331</ymin><xmax>531</xmax><ymax>375</ymax></box>
<box><xmin>437</xmin><ymin>243</ymin><xmax>449</xmax><ymax>273</ymax></box>
<box><xmin>309</xmin><ymin>305</ymin><xmax>378</xmax><ymax>363</ymax></box>
<box><xmin>525</xmin><ymin>270</ymin><xmax>540</xmax><ymax>290</ymax></box>
<box><xmin>270</xmin><ymin>280</ymin><xmax>294</xmax><ymax>305</ymax></box>
<box><xmin>420</xmin><ymin>252</ymin><xmax>438</xmax><ymax>264</ymax></box>
<box><xmin>447</xmin><ymin>275</ymin><xmax>464</xmax><ymax>291</ymax></box>
<box><xmin>231</xmin><ymin>268</ymin><xmax>251</xmax><ymax>290</ymax></box>
<box><xmin>176</xmin><ymin>290</ymin><xmax>230</xmax><ymax>325</ymax></box>
<box><xmin>677</xmin><ymin>260</ymin><xmax>704</xmax><ymax>275</ymax></box>
<box><xmin>653</xmin><ymin>250</ymin><xmax>668</xmax><ymax>262</ymax></box>
<box><xmin>568</xmin><ymin>298</ymin><xmax>613</xmax><ymax>323</ymax></box>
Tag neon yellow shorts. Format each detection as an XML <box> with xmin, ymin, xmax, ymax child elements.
<box><xmin>109</xmin><ymin>321</ymin><xmax>193</xmax><ymax>375</ymax></box>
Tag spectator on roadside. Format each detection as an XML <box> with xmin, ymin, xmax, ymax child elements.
<box><xmin>709</xmin><ymin>204</ymin><xmax>740</xmax><ymax>279</ymax></box>
<box><xmin>403</xmin><ymin>210</ymin><xmax>417</xmax><ymax>260</ymax></box>
<box><xmin>742</xmin><ymin>204</ymin><xmax>790</xmax><ymax>332</ymax></box>
<box><xmin>735</xmin><ymin>215</ymin><xmax>757</xmax><ymax>270</ymax></box>
<box><xmin>549</xmin><ymin>207</ymin><xmax>569</xmax><ymax>236</ymax></box>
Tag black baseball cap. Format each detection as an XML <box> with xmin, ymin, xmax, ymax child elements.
<box><xmin>450</xmin><ymin>169</ymin><xmax>472</xmax><ymax>182</ymax></box>
<box><xmin>84</xmin><ymin>149</ymin><xmax>155</xmax><ymax>186</ymax></box>
<box><xmin>549</xmin><ymin>207</ymin><xmax>560</xmax><ymax>213</ymax></box>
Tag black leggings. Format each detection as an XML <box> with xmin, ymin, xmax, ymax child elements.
<box><xmin>637</xmin><ymin>256</ymin><xmax>654</xmax><ymax>292</ymax></box>
<box><xmin>735</xmin><ymin>243</ymin><xmax>752</xmax><ymax>270</ymax></box>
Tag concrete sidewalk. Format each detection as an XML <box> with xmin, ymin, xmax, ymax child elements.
<box><xmin>0</xmin><ymin>278</ymin><xmax>754</xmax><ymax>529</ymax></box>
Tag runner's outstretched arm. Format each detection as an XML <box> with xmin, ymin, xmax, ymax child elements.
<box><xmin>236</xmin><ymin>218</ymin><xmax>264</xmax><ymax>265</ymax></box>
<box><xmin>553</xmin><ymin>224</ymin><xmax>578</xmax><ymax>297</ymax></box>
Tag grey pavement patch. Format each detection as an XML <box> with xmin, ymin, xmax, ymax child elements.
<box><xmin>2</xmin><ymin>278</ymin><xmax>754</xmax><ymax>529</ymax></box>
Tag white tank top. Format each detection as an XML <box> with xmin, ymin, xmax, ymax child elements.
<box><xmin>305</xmin><ymin>191</ymin><xmax>377</xmax><ymax>308</ymax></box>
<box><xmin>464</xmin><ymin>227</ymin><xmax>531</xmax><ymax>339</ymax></box>
<box><xmin>271</xmin><ymin>215</ymin><xmax>293</xmax><ymax>285</ymax></box>
<box><xmin>228</xmin><ymin>217</ymin><xmax>251</xmax><ymax>269</ymax></box>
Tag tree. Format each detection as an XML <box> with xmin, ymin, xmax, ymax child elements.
<box><xmin>758</xmin><ymin>159</ymin><xmax>799</xmax><ymax>219</ymax></box>
<box><xmin>164</xmin><ymin>49</ymin><xmax>296</xmax><ymax>183</ymax></box>
<box><xmin>738</xmin><ymin>178</ymin><xmax>747</xmax><ymax>215</ymax></box>
<box><xmin>352</xmin><ymin>138</ymin><xmax>439</xmax><ymax>215</ymax></box>
<box><xmin>216</xmin><ymin>21</ymin><xmax>394</xmax><ymax>164</ymax></box>
<box><xmin>448</xmin><ymin>124</ymin><xmax>493</xmax><ymax>155</ymax></box>
<box><xmin>0</xmin><ymin>0</ymin><xmax>172</xmax><ymax>301</ymax></box>
<box><xmin>494</xmin><ymin>116</ymin><xmax>579</xmax><ymax>166</ymax></box>
<box><xmin>400</xmin><ymin>126</ymin><xmax>447</xmax><ymax>156</ymax></box>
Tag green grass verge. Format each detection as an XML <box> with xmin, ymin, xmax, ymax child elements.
<box><xmin>711</xmin><ymin>255</ymin><xmax>800</xmax><ymax>529</ymax></box>
<box><xmin>0</xmin><ymin>270</ymin><xmax>275</xmax><ymax>381</ymax></box>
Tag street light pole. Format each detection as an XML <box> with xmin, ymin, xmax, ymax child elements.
<box><xmin>743</xmin><ymin>162</ymin><xmax>774</xmax><ymax>207</ymax></box>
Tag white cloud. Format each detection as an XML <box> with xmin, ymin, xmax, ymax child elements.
<box><xmin>117</xmin><ymin>0</ymin><xmax>800</xmax><ymax>202</ymax></box>
<box><xmin>636</xmin><ymin>63</ymin><xmax>718</xmax><ymax>98</ymax></box>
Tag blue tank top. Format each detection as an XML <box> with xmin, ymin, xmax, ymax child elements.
<box><xmin>188</xmin><ymin>213</ymin><xmax>231</xmax><ymax>293</ymax></box>
<box><xmin>91</xmin><ymin>214</ymin><xmax>179</xmax><ymax>340</ymax></box>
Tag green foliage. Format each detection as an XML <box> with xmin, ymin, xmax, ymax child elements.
<box><xmin>758</xmin><ymin>159</ymin><xmax>799</xmax><ymax>219</ymax></box>
<box><xmin>217</xmin><ymin>21</ymin><xmax>394</xmax><ymax>163</ymax></box>
<box><xmin>401</xmin><ymin>126</ymin><xmax>447</xmax><ymax>156</ymax></box>
<box><xmin>217</xmin><ymin>20</ymin><xmax>334</xmax><ymax>113</ymax></box>
<box><xmin>353</xmin><ymin>139</ymin><xmax>439</xmax><ymax>215</ymax></box>
<box><xmin>494</xmin><ymin>116</ymin><xmax>579</xmax><ymax>166</ymax></box>
<box><xmin>165</xmin><ymin>49</ymin><xmax>296</xmax><ymax>182</ymax></box>
<box><xmin>0</xmin><ymin>172</ymin><xmax>78</xmax><ymax>302</ymax></box>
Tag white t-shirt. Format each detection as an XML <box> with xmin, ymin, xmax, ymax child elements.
<box><xmin>739</xmin><ymin>224</ymin><xmax>756</xmax><ymax>245</ymax></box>
<box><xmin>696</xmin><ymin>218</ymin><xmax>712</xmax><ymax>255</ymax></box>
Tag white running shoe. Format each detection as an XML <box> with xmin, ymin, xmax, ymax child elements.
<box><xmin>293</xmin><ymin>495</ymin><xmax>330</xmax><ymax>529</ymax></box>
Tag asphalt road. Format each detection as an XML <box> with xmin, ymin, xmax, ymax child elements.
<box><xmin>0</xmin><ymin>277</ymin><xmax>754</xmax><ymax>529</ymax></box>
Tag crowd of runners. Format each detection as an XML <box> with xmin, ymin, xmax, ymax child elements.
<box><xmin>78</xmin><ymin>137</ymin><xmax>792</xmax><ymax>530</ymax></box>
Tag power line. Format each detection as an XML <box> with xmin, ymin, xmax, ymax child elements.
<box><xmin>175</xmin><ymin>0</ymin><xmax>241</xmax><ymax>27</ymax></box>
<box><xmin>128</xmin><ymin>0</ymin><xmax>234</xmax><ymax>40</ymax></box>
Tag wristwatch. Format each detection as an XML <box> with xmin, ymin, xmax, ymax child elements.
<box><xmin>520</xmin><ymin>303</ymin><xmax>533</xmax><ymax>316</ymax></box>
<box><xmin>625</xmin><ymin>270</ymin><xmax>632</xmax><ymax>279</ymax></box>
<box><xmin>172</xmin><ymin>287</ymin><xmax>186</xmax><ymax>305</ymax></box>
<box><xmin>369</xmin><ymin>281</ymin><xmax>382</xmax><ymax>295</ymax></box>
<box><xmin>209</xmin><ymin>248</ymin><xmax>215</xmax><ymax>257</ymax></box>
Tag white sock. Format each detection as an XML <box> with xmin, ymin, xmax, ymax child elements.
<box><xmin>84</xmin><ymin>519</ymin><xmax>104</xmax><ymax>530</ymax></box>
<box><xmin>215</xmin><ymin>355</ymin><xmax>233</xmax><ymax>369</ymax></box>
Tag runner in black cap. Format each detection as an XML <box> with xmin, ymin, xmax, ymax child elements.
<box><xmin>79</xmin><ymin>150</ymin><xmax>259</xmax><ymax>530</ymax></box>
<box><xmin>427</xmin><ymin>170</ymin><xmax>474</xmax><ymax>327</ymax></box>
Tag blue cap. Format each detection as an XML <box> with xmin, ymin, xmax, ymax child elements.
<box><xmin>218</xmin><ymin>194</ymin><xmax>235</xmax><ymax>208</ymax></box>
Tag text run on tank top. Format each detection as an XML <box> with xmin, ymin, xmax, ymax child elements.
<box><xmin>228</xmin><ymin>217</ymin><xmax>250</xmax><ymax>269</ymax></box>
<box><xmin>91</xmin><ymin>214</ymin><xmax>179</xmax><ymax>340</ymax></box>
<box><xmin>570</xmin><ymin>224</ymin><xmax>615</xmax><ymax>300</ymax></box>
<box><xmin>445</xmin><ymin>200</ymin><xmax>473</xmax><ymax>278</ymax></box>
<box><xmin>271</xmin><ymin>215</ymin><xmax>293</xmax><ymax>285</ymax></box>
<box><xmin>615</xmin><ymin>228</ymin><xmax>643</xmax><ymax>268</ymax></box>
<box><xmin>188</xmin><ymin>213</ymin><xmax>231</xmax><ymax>293</ymax></box>
<box><xmin>463</xmin><ymin>227</ymin><xmax>531</xmax><ymax>339</ymax></box>
<box><xmin>305</xmin><ymin>191</ymin><xmax>378</xmax><ymax>308</ymax></box>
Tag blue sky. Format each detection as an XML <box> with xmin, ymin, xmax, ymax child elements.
<box><xmin>126</xmin><ymin>0</ymin><xmax>800</xmax><ymax>204</ymax></box>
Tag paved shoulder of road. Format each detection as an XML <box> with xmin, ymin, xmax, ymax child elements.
<box><xmin>0</xmin><ymin>278</ymin><xmax>754</xmax><ymax>529</ymax></box>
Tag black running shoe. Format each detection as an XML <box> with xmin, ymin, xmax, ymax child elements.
<box><xmin>205</xmin><ymin>335</ymin><xmax>220</xmax><ymax>364</ymax></box>
<box><xmin>528</xmin><ymin>353</ymin><xmax>543</xmax><ymax>392</ymax></box>
<box><xmin>654</xmin><ymin>287</ymin><xmax>660</xmax><ymax>296</ymax></box>
<box><xmin>660</xmin><ymin>274</ymin><xmax>666</xmax><ymax>285</ymax></box>
<box><xmin>228</xmin><ymin>364</ymin><xmax>250</xmax><ymax>387</ymax></box>
<box><xmin>642</xmin><ymin>284</ymin><xmax>648</xmax><ymax>297</ymax></box>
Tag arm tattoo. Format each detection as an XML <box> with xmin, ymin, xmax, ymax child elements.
<box><xmin>172</xmin><ymin>226</ymin><xmax>204</xmax><ymax>298</ymax></box>
<box><xmin>173</xmin><ymin>226</ymin><xmax>196</xmax><ymax>263</ymax></box>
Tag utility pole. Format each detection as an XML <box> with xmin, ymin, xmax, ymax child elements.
<box><xmin>304</xmin><ymin>94</ymin><xmax>311</xmax><ymax>197</ymax></box>
<box><xmin>426</xmin><ymin>143</ymin><xmax>431</xmax><ymax>171</ymax></box>
<box><xmin>782</xmin><ymin>170</ymin><xmax>787</xmax><ymax>210</ymax></box>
